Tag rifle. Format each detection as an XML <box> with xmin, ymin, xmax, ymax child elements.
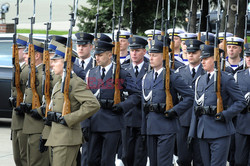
<box><xmin>130</xmin><ymin>0</ymin><xmax>133</xmax><ymax>38</ymax></box>
<box><xmin>93</xmin><ymin>0</ymin><xmax>100</xmax><ymax>67</ymax></box>
<box><xmin>243</xmin><ymin>0</ymin><xmax>249</xmax><ymax>69</ymax></box>
<box><xmin>153</xmin><ymin>0</ymin><xmax>160</xmax><ymax>40</ymax></box>
<box><xmin>214</xmin><ymin>0</ymin><xmax>223</xmax><ymax>114</ymax></box>
<box><xmin>197</xmin><ymin>0</ymin><xmax>203</xmax><ymax>40</ymax></box>
<box><xmin>163</xmin><ymin>0</ymin><xmax>173</xmax><ymax>111</ymax></box>
<box><xmin>160</xmin><ymin>0</ymin><xmax>164</xmax><ymax>37</ymax></box>
<box><xmin>28</xmin><ymin>0</ymin><xmax>40</xmax><ymax>110</ymax></box>
<box><xmin>42</xmin><ymin>0</ymin><xmax>52</xmax><ymax>117</ymax></box>
<box><xmin>11</xmin><ymin>0</ymin><xmax>22</xmax><ymax>107</ymax></box>
<box><xmin>61</xmin><ymin>0</ymin><xmax>78</xmax><ymax>116</ymax></box>
<box><xmin>205</xmin><ymin>0</ymin><xmax>211</xmax><ymax>45</ymax></box>
<box><xmin>111</xmin><ymin>0</ymin><xmax>116</xmax><ymax>81</ymax></box>
<box><xmin>221</xmin><ymin>0</ymin><xmax>230</xmax><ymax>71</ymax></box>
<box><xmin>170</xmin><ymin>0</ymin><xmax>178</xmax><ymax>69</ymax></box>
<box><xmin>233</xmin><ymin>0</ymin><xmax>239</xmax><ymax>36</ymax></box>
<box><xmin>187</xmin><ymin>0</ymin><xmax>193</xmax><ymax>33</ymax></box>
<box><xmin>113</xmin><ymin>0</ymin><xmax>124</xmax><ymax>105</ymax></box>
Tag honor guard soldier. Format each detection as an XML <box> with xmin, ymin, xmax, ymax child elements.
<box><xmin>74</xmin><ymin>32</ymin><xmax>95</xmax><ymax>73</ymax></box>
<box><xmin>20</xmin><ymin>39</ymin><xmax>50</xmax><ymax>166</ymax></box>
<box><xmin>234</xmin><ymin>43</ymin><xmax>250</xmax><ymax>166</ymax></box>
<box><xmin>144</xmin><ymin>29</ymin><xmax>161</xmax><ymax>59</ymax></box>
<box><xmin>218</xmin><ymin>32</ymin><xmax>233</xmax><ymax>49</ymax></box>
<box><xmin>225</xmin><ymin>36</ymin><xmax>244</xmax><ymax>74</ymax></box>
<box><xmin>121</xmin><ymin>36</ymin><xmax>149</xmax><ymax>166</ymax></box>
<box><xmin>188</xmin><ymin>44</ymin><xmax>247</xmax><ymax>166</ymax></box>
<box><xmin>115</xmin><ymin>30</ymin><xmax>130</xmax><ymax>64</ymax></box>
<box><xmin>86</xmin><ymin>40</ymin><xmax>140</xmax><ymax>166</ymax></box>
<box><xmin>167</xmin><ymin>28</ymin><xmax>185</xmax><ymax>64</ymax></box>
<box><xmin>178</xmin><ymin>33</ymin><xmax>197</xmax><ymax>65</ymax></box>
<box><xmin>48</xmin><ymin>35</ymin><xmax>86</xmax><ymax>81</ymax></box>
<box><xmin>141</xmin><ymin>38</ymin><xmax>194</xmax><ymax>166</ymax></box>
<box><xmin>176</xmin><ymin>39</ymin><xmax>205</xmax><ymax>166</ymax></box>
<box><xmin>200</xmin><ymin>33</ymin><xmax>220</xmax><ymax>46</ymax></box>
<box><xmin>10</xmin><ymin>34</ymin><xmax>29</xmax><ymax>166</ymax></box>
<box><xmin>45</xmin><ymin>45</ymin><xmax>100</xmax><ymax>166</ymax></box>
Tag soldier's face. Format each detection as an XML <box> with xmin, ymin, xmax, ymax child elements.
<box><xmin>95</xmin><ymin>51</ymin><xmax>112</xmax><ymax>67</ymax></box>
<box><xmin>18</xmin><ymin>48</ymin><xmax>25</xmax><ymax>62</ymax></box>
<box><xmin>23</xmin><ymin>52</ymin><xmax>29</xmax><ymax>65</ymax></box>
<box><xmin>181</xmin><ymin>41</ymin><xmax>187</xmax><ymax>54</ymax></box>
<box><xmin>130</xmin><ymin>48</ymin><xmax>146</xmax><ymax>65</ymax></box>
<box><xmin>227</xmin><ymin>45</ymin><xmax>242</xmax><ymax>59</ymax></box>
<box><xmin>149</xmin><ymin>53</ymin><xmax>163</xmax><ymax>71</ymax></box>
<box><xmin>174</xmin><ymin>36</ymin><xmax>181</xmax><ymax>49</ymax></box>
<box><xmin>52</xmin><ymin>58</ymin><xmax>64</xmax><ymax>76</ymax></box>
<box><xmin>246</xmin><ymin>56</ymin><xmax>250</xmax><ymax>68</ymax></box>
<box><xmin>219</xmin><ymin>40</ymin><xmax>224</xmax><ymax>49</ymax></box>
<box><xmin>119</xmin><ymin>38</ymin><xmax>129</xmax><ymax>52</ymax></box>
<box><xmin>201</xmin><ymin>56</ymin><xmax>214</xmax><ymax>72</ymax></box>
<box><xmin>187</xmin><ymin>50</ymin><xmax>201</xmax><ymax>66</ymax></box>
<box><xmin>77</xmin><ymin>44</ymin><xmax>93</xmax><ymax>60</ymax></box>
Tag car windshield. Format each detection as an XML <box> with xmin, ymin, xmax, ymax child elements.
<box><xmin>0</xmin><ymin>40</ymin><xmax>12</xmax><ymax>67</ymax></box>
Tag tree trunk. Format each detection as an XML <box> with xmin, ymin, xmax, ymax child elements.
<box><xmin>201</xmin><ymin>0</ymin><xmax>208</xmax><ymax>32</ymax></box>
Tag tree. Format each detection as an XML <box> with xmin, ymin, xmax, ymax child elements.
<box><xmin>77</xmin><ymin>0</ymin><xmax>189</xmax><ymax>36</ymax></box>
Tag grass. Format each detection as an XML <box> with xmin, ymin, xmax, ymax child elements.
<box><xmin>17</xmin><ymin>29</ymin><xmax>76</xmax><ymax>35</ymax></box>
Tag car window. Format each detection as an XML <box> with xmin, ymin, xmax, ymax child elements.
<box><xmin>0</xmin><ymin>40</ymin><xmax>12</xmax><ymax>67</ymax></box>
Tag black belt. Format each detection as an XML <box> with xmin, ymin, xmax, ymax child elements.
<box><xmin>98</xmin><ymin>99</ymin><xmax>114</xmax><ymax>109</ymax></box>
<box><xmin>143</xmin><ymin>103</ymin><xmax>166</xmax><ymax>113</ymax></box>
<box><xmin>194</xmin><ymin>106</ymin><xmax>217</xmax><ymax>116</ymax></box>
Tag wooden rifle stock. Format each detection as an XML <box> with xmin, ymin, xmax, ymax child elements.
<box><xmin>29</xmin><ymin>44</ymin><xmax>41</xmax><ymax>109</ymax></box>
<box><xmin>170</xmin><ymin>40</ymin><xmax>175</xmax><ymax>69</ymax></box>
<box><xmin>214</xmin><ymin>47</ymin><xmax>223</xmax><ymax>113</ymax></box>
<box><xmin>197</xmin><ymin>32</ymin><xmax>201</xmax><ymax>41</ymax></box>
<box><xmin>43</xmin><ymin>49</ymin><xmax>51</xmax><ymax>117</ymax></box>
<box><xmin>13</xmin><ymin>44</ymin><xmax>23</xmax><ymax>107</ymax></box>
<box><xmin>163</xmin><ymin>45</ymin><xmax>173</xmax><ymax>111</ymax></box>
<box><xmin>113</xmin><ymin>41</ymin><xmax>121</xmax><ymax>105</ymax></box>
<box><xmin>62</xmin><ymin>45</ymin><xmax>72</xmax><ymax>116</ymax></box>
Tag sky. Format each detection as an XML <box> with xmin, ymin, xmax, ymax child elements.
<box><xmin>0</xmin><ymin>0</ymin><xmax>90</xmax><ymax>30</ymax></box>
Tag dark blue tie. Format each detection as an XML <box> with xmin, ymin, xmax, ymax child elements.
<box><xmin>101</xmin><ymin>68</ymin><xmax>106</xmax><ymax>79</ymax></box>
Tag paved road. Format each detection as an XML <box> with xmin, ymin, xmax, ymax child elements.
<box><xmin>0</xmin><ymin>118</ymin><xmax>15</xmax><ymax>166</ymax></box>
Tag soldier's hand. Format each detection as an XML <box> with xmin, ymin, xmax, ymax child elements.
<box><xmin>59</xmin><ymin>117</ymin><xmax>68</xmax><ymax>126</ymax></box>
<box><xmin>43</xmin><ymin>117</ymin><xmax>52</xmax><ymax>126</ymax></box>
<box><xmin>215</xmin><ymin>112</ymin><xmax>225</xmax><ymax>122</ymax></box>
<box><xmin>39</xmin><ymin>136</ymin><xmax>48</xmax><ymax>153</ymax></box>
<box><xmin>82</xmin><ymin>127</ymin><xmax>90</xmax><ymax>142</ymax></box>
<box><xmin>47</xmin><ymin>112</ymin><xmax>62</xmax><ymax>123</ymax></box>
<box><xmin>187</xmin><ymin>137</ymin><xmax>193</xmax><ymax>150</ymax></box>
<box><xmin>30</xmin><ymin>109</ymin><xmax>42</xmax><ymax>120</ymax></box>
<box><xmin>20</xmin><ymin>103</ymin><xmax>32</xmax><ymax>114</ymax></box>
<box><xmin>14</xmin><ymin>106</ymin><xmax>24</xmax><ymax>116</ymax></box>
<box><xmin>164</xmin><ymin>109</ymin><xmax>178</xmax><ymax>119</ymax></box>
<box><xmin>112</xmin><ymin>104</ymin><xmax>123</xmax><ymax>114</ymax></box>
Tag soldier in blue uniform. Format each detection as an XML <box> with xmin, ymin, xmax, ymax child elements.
<box><xmin>234</xmin><ymin>43</ymin><xmax>250</xmax><ymax>166</ymax></box>
<box><xmin>188</xmin><ymin>44</ymin><xmax>247</xmax><ymax>166</ymax></box>
<box><xmin>117</xmin><ymin>30</ymin><xmax>131</xmax><ymax>64</ymax></box>
<box><xmin>86</xmin><ymin>40</ymin><xmax>140</xmax><ymax>166</ymax></box>
<box><xmin>121</xmin><ymin>36</ymin><xmax>149</xmax><ymax>166</ymax></box>
<box><xmin>178</xmin><ymin>33</ymin><xmax>197</xmax><ymax>65</ymax></box>
<box><xmin>176</xmin><ymin>39</ymin><xmax>205</xmax><ymax>166</ymax></box>
<box><xmin>225</xmin><ymin>37</ymin><xmax>244</xmax><ymax>74</ymax></box>
<box><xmin>141</xmin><ymin>38</ymin><xmax>194</xmax><ymax>166</ymax></box>
<box><xmin>74</xmin><ymin>32</ymin><xmax>95</xmax><ymax>74</ymax></box>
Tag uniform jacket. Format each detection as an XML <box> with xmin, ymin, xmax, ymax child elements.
<box><xmin>141</xmin><ymin>69</ymin><xmax>194</xmax><ymax>135</ymax></box>
<box><xmin>189</xmin><ymin>72</ymin><xmax>247</xmax><ymax>139</ymax></box>
<box><xmin>235</xmin><ymin>69</ymin><xmax>250</xmax><ymax>135</ymax></box>
<box><xmin>122</xmin><ymin>61</ymin><xmax>149</xmax><ymax>127</ymax></box>
<box><xmin>23</xmin><ymin>64</ymin><xmax>45</xmax><ymax>134</ymax></box>
<box><xmin>74</xmin><ymin>57</ymin><xmax>94</xmax><ymax>80</ymax></box>
<box><xmin>11</xmin><ymin>64</ymin><xmax>29</xmax><ymax>130</ymax></box>
<box><xmin>176</xmin><ymin>64</ymin><xmax>205</xmax><ymax>127</ymax></box>
<box><xmin>86</xmin><ymin>64</ymin><xmax>141</xmax><ymax>132</ymax></box>
<box><xmin>46</xmin><ymin>74</ymin><xmax>100</xmax><ymax>146</ymax></box>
